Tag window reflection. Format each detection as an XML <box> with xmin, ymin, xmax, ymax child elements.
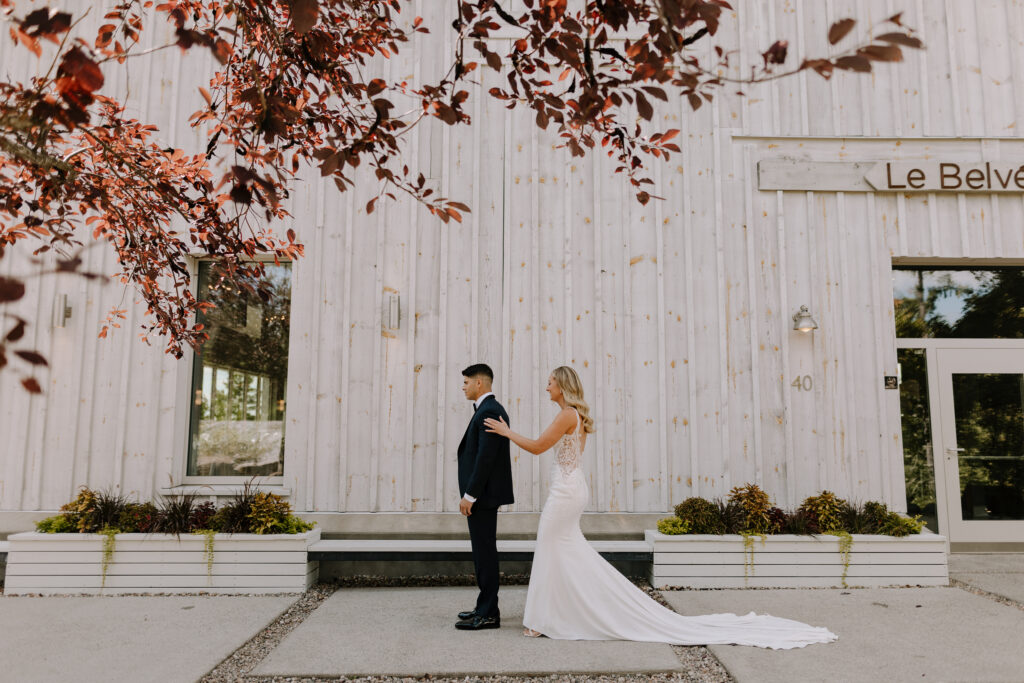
<box><xmin>188</xmin><ymin>262</ymin><xmax>291</xmax><ymax>476</ymax></box>
<box><xmin>897</xmin><ymin>348</ymin><xmax>938</xmax><ymax>532</ymax></box>
<box><xmin>893</xmin><ymin>268</ymin><xmax>1024</xmax><ymax>338</ymax></box>
<box><xmin>952</xmin><ymin>373</ymin><xmax>1024</xmax><ymax>521</ymax></box>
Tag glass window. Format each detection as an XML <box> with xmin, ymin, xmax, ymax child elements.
<box><xmin>893</xmin><ymin>268</ymin><xmax>1024</xmax><ymax>338</ymax></box>
<box><xmin>187</xmin><ymin>261</ymin><xmax>291</xmax><ymax>476</ymax></box>
<box><xmin>897</xmin><ymin>348</ymin><xmax>938</xmax><ymax>532</ymax></box>
<box><xmin>951</xmin><ymin>372</ymin><xmax>1024</xmax><ymax>521</ymax></box>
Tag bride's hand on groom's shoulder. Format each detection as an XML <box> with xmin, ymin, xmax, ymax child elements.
<box><xmin>483</xmin><ymin>416</ymin><xmax>510</xmax><ymax>438</ymax></box>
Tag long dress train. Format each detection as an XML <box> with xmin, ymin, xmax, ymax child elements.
<box><xmin>522</xmin><ymin>410</ymin><xmax>838</xmax><ymax>650</ymax></box>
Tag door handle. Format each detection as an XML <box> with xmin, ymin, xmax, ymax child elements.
<box><xmin>945</xmin><ymin>447</ymin><xmax>966</xmax><ymax>460</ymax></box>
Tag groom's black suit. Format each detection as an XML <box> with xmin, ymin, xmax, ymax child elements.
<box><xmin>458</xmin><ymin>394</ymin><xmax>513</xmax><ymax>619</ymax></box>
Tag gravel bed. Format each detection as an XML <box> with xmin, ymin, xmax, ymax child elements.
<box><xmin>950</xmin><ymin>577</ymin><xmax>1024</xmax><ymax>612</ymax></box>
<box><xmin>200</xmin><ymin>583</ymin><xmax>338</xmax><ymax>683</ymax></box>
<box><xmin>245</xmin><ymin>674</ymin><xmax>726</xmax><ymax>683</ymax></box>
<box><xmin>196</xmin><ymin>575</ymin><xmax>732</xmax><ymax>683</ymax></box>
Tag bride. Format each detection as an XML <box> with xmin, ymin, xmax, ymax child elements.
<box><xmin>483</xmin><ymin>365</ymin><xmax>837</xmax><ymax>649</ymax></box>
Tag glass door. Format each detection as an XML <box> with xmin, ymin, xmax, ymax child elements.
<box><xmin>936</xmin><ymin>349</ymin><xmax>1024</xmax><ymax>543</ymax></box>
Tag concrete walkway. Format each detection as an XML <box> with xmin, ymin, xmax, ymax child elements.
<box><xmin>254</xmin><ymin>586</ymin><xmax>685</xmax><ymax>677</ymax></box>
<box><xmin>0</xmin><ymin>595</ymin><xmax>295</xmax><ymax>683</ymax></box>
<box><xmin>950</xmin><ymin>552</ymin><xmax>1024</xmax><ymax>603</ymax></box>
<box><xmin>665</xmin><ymin>587</ymin><xmax>1024</xmax><ymax>683</ymax></box>
<box><xmin>0</xmin><ymin>553</ymin><xmax>1021</xmax><ymax>682</ymax></box>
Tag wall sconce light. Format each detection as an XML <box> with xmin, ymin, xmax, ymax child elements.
<box><xmin>792</xmin><ymin>305</ymin><xmax>818</xmax><ymax>332</ymax></box>
<box><xmin>53</xmin><ymin>293</ymin><xmax>72</xmax><ymax>328</ymax></box>
<box><xmin>384</xmin><ymin>293</ymin><xmax>401</xmax><ymax>330</ymax></box>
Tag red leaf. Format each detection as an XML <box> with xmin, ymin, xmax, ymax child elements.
<box><xmin>636</xmin><ymin>91</ymin><xmax>653</xmax><ymax>121</ymax></box>
<box><xmin>835</xmin><ymin>55</ymin><xmax>871</xmax><ymax>72</ymax></box>
<box><xmin>59</xmin><ymin>47</ymin><xmax>104</xmax><ymax>92</ymax></box>
<box><xmin>15</xmin><ymin>350</ymin><xmax>48</xmax><ymax>366</ymax></box>
<box><xmin>859</xmin><ymin>44</ymin><xmax>904</xmax><ymax>62</ymax></box>
<box><xmin>5</xmin><ymin>319</ymin><xmax>26</xmax><ymax>342</ymax></box>
<box><xmin>21</xmin><ymin>377</ymin><xmax>42</xmax><ymax>394</ymax></box>
<box><xmin>0</xmin><ymin>276</ymin><xmax>26</xmax><ymax>303</ymax></box>
<box><xmin>875</xmin><ymin>32</ymin><xmax>923</xmax><ymax>49</ymax></box>
<box><xmin>828</xmin><ymin>18</ymin><xmax>856</xmax><ymax>45</ymax></box>
<box><xmin>290</xmin><ymin>0</ymin><xmax>319</xmax><ymax>34</ymax></box>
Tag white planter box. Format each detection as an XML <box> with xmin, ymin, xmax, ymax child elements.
<box><xmin>3</xmin><ymin>528</ymin><xmax>320</xmax><ymax>595</ymax></box>
<box><xmin>646</xmin><ymin>529</ymin><xmax>949</xmax><ymax>589</ymax></box>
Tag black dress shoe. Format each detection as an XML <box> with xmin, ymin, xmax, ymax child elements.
<box><xmin>457</xmin><ymin>609</ymin><xmax>478</xmax><ymax>620</ymax></box>
<box><xmin>455</xmin><ymin>615</ymin><xmax>500</xmax><ymax>630</ymax></box>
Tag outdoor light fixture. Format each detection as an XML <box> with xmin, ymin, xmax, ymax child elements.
<box><xmin>792</xmin><ymin>305</ymin><xmax>818</xmax><ymax>332</ymax></box>
<box><xmin>52</xmin><ymin>293</ymin><xmax>72</xmax><ymax>328</ymax></box>
<box><xmin>384</xmin><ymin>293</ymin><xmax>401</xmax><ymax>330</ymax></box>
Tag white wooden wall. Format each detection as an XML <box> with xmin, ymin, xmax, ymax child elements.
<box><xmin>2</xmin><ymin>0</ymin><xmax>1024</xmax><ymax>514</ymax></box>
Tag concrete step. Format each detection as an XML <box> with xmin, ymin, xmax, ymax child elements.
<box><xmin>308</xmin><ymin>538</ymin><xmax>652</xmax><ymax>562</ymax></box>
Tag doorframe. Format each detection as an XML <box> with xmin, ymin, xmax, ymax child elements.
<box><xmin>897</xmin><ymin>339</ymin><xmax>1024</xmax><ymax>543</ymax></box>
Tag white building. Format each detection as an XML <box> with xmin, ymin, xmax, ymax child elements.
<box><xmin>1</xmin><ymin>1</ymin><xmax>1022</xmax><ymax>549</ymax></box>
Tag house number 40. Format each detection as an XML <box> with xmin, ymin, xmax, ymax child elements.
<box><xmin>791</xmin><ymin>375</ymin><xmax>813</xmax><ymax>391</ymax></box>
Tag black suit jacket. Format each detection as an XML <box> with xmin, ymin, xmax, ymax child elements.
<box><xmin>457</xmin><ymin>395</ymin><xmax>514</xmax><ymax>509</ymax></box>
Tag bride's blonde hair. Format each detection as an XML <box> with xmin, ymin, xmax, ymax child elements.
<box><xmin>551</xmin><ymin>366</ymin><xmax>595</xmax><ymax>434</ymax></box>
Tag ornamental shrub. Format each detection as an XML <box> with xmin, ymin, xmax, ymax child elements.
<box><xmin>799</xmin><ymin>490</ymin><xmax>846</xmax><ymax>533</ymax></box>
<box><xmin>881</xmin><ymin>511</ymin><xmax>925</xmax><ymax>537</ymax></box>
<box><xmin>728</xmin><ymin>483</ymin><xmax>774</xmax><ymax>534</ymax></box>
<box><xmin>34</xmin><ymin>482</ymin><xmax>315</xmax><ymax>535</ymax></box>
<box><xmin>36</xmin><ymin>514</ymin><xmax>76</xmax><ymax>533</ymax></box>
<box><xmin>673</xmin><ymin>497</ymin><xmax>725</xmax><ymax>534</ymax></box>
<box><xmin>657</xmin><ymin>517</ymin><xmax>691</xmax><ymax>535</ymax></box>
<box><xmin>665</xmin><ymin>488</ymin><xmax>923</xmax><ymax>538</ymax></box>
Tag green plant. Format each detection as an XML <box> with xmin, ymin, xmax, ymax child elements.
<box><xmin>728</xmin><ymin>483</ymin><xmax>774</xmax><ymax>534</ymax></box>
<box><xmin>99</xmin><ymin>526</ymin><xmax>118</xmax><ymax>588</ymax></box>
<box><xmin>195</xmin><ymin>528</ymin><xmax>217</xmax><ymax>584</ymax></box>
<box><xmin>119</xmin><ymin>501</ymin><xmax>161</xmax><ymax>533</ymax></box>
<box><xmin>881</xmin><ymin>512</ymin><xmax>924</xmax><ymax>537</ymax></box>
<box><xmin>799</xmin><ymin>491</ymin><xmax>846</xmax><ymax>533</ymax></box>
<box><xmin>739</xmin><ymin>531</ymin><xmax>766</xmax><ymax>582</ymax></box>
<box><xmin>766</xmin><ymin>506</ymin><xmax>788</xmax><ymax>534</ymax></box>
<box><xmin>209</xmin><ymin>480</ymin><xmax>260</xmax><ymax>533</ymax></box>
<box><xmin>716</xmin><ymin>499</ymin><xmax>746</xmax><ymax>534</ymax></box>
<box><xmin>673</xmin><ymin>497</ymin><xmax>725</xmax><ymax>534</ymax></box>
<box><xmin>247</xmin><ymin>491</ymin><xmax>294</xmax><ymax>534</ymax></box>
<box><xmin>59</xmin><ymin>487</ymin><xmax>96</xmax><ymax>532</ymax></box>
<box><xmin>828</xmin><ymin>530</ymin><xmax>854</xmax><ymax>588</ymax></box>
<box><xmin>862</xmin><ymin>501</ymin><xmax>892</xmax><ymax>534</ymax></box>
<box><xmin>781</xmin><ymin>508</ymin><xmax>821</xmax><ymax>535</ymax></box>
<box><xmin>35</xmin><ymin>514</ymin><xmax>76</xmax><ymax>533</ymax></box>
<box><xmin>191</xmin><ymin>501</ymin><xmax>217</xmax><ymax>530</ymax></box>
<box><xmin>656</xmin><ymin>517</ymin><xmax>691</xmax><ymax>535</ymax></box>
<box><xmin>158</xmin><ymin>493</ymin><xmax>201</xmax><ymax>536</ymax></box>
<box><xmin>276</xmin><ymin>514</ymin><xmax>316</xmax><ymax>534</ymax></box>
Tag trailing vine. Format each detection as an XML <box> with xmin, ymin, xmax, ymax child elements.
<box><xmin>739</xmin><ymin>531</ymin><xmax>766</xmax><ymax>584</ymax></box>
<box><xmin>828</xmin><ymin>530</ymin><xmax>854</xmax><ymax>588</ymax></box>
<box><xmin>99</xmin><ymin>526</ymin><xmax>118</xmax><ymax>589</ymax></box>
<box><xmin>199</xmin><ymin>529</ymin><xmax>217</xmax><ymax>584</ymax></box>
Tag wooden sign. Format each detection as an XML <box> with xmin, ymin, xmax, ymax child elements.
<box><xmin>758</xmin><ymin>159</ymin><xmax>1024</xmax><ymax>193</ymax></box>
<box><xmin>864</xmin><ymin>161</ymin><xmax>1024</xmax><ymax>192</ymax></box>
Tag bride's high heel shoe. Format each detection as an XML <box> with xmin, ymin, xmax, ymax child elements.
<box><xmin>522</xmin><ymin>628</ymin><xmax>542</xmax><ymax>638</ymax></box>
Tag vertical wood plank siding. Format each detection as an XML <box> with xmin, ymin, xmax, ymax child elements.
<box><xmin>3</xmin><ymin>1</ymin><xmax>1024</xmax><ymax>513</ymax></box>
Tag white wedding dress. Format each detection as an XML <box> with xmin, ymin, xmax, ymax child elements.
<box><xmin>522</xmin><ymin>410</ymin><xmax>838</xmax><ymax>649</ymax></box>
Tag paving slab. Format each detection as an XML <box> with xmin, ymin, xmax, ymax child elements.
<box><xmin>950</xmin><ymin>553</ymin><xmax>1024</xmax><ymax>604</ymax></box>
<box><xmin>254</xmin><ymin>586</ymin><xmax>685</xmax><ymax>677</ymax></box>
<box><xmin>0</xmin><ymin>594</ymin><xmax>295</xmax><ymax>683</ymax></box>
<box><xmin>663</xmin><ymin>587</ymin><xmax>1024</xmax><ymax>683</ymax></box>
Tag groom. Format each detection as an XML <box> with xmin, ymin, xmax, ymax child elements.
<box><xmin>455</xmin><ymin>364</ymin><xmax>513</xmax><ymax>630</ymax></box>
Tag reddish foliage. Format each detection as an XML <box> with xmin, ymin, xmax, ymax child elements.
<box><xmin>0</xmin><ymin>1</ymin><xmax>920</xmax><ymax>391</ymax></box>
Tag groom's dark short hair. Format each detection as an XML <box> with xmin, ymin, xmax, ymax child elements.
<box><xmin>462</xmin><ymin>364</ymin><xmax>494</xmax><ymax>382</ymax></box>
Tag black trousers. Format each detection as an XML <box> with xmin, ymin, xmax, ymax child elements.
<box><xmin>466</xmin><ymin>505</ymin><xmax>499</xmax><ymax>618</ymax></box>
